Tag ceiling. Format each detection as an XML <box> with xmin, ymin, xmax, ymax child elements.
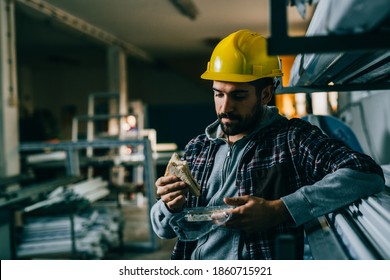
<box><xmin>15</xmin><ymin>0</ymin><xmax>316</xmax><ymax>61</ymax></box>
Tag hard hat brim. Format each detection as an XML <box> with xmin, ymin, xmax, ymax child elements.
<box><xmin>201</xmin><ymin>71</ymin><xmax>281</xmax><ymax>83</ymax></box>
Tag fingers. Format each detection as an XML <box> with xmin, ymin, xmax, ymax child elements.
<box><xmin>211</xmin><ymin>211</ymin><xmax>232</xmax><ymax>225</ymax></box>
<box><xmin>160</xmin><ymin>188</ymin><xmax>188</xmax><ymax>204</ymax></box>
<box><xmin>222</xmin><ymin>196</ymin><xmax>278</xmax><ymax>233</ymax></box>
<box><xmin>164</xmin><ymin>193</ymin><xmax>187</xmax><ymax>212</ymax></box>
<box><xmin>156</xmin><ymin>175</ymin><xmax>181</xmax><ymax>187</ymax></box>
<box><xmin>155</xmin><ymin>175</ymin><xmax>187</xmax><ymax>196</ymax></box>
<box><xmin>222</xmin><ymin>196</ymin><xmax>250</xmax><ymax>226</ymax></box>
<box><xmin>155</xmin><ymin>175</ymin><xmax>189</xmax><ymax>212</ymax></box>
<box><xmin>224</xmin><ymin>195</ymin><xmax>250</xmax><ymax>206</ymax></box>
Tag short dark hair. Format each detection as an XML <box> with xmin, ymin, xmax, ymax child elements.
<box><xmin>249</xmin><ymin>77</ymin><xmax>274</xmax><ymax>98</ymax></box>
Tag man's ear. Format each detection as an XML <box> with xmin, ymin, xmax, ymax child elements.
<box><xmin>260</xmin><ymin>85</ymin><xmax>274</xmax><ymax>105</ymax></box>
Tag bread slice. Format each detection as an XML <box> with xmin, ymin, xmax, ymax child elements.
<box><xmin>164</xmin><ymin>153</ymin><xmax>201</xmax><ymax>197</ymax></box>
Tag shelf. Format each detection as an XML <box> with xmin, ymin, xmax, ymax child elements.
<box><xmin>267</xmin><ymin>0</ymin><xmax>390</xmax><ymax>93</ymax></box>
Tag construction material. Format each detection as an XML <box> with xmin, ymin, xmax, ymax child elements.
<box><xmin>17</xmin><ymin>207</ymin><xmax>123</xmax><ymax>259</ymax></box>
<box><xmin>16</xmin><ymin>177</ymin><xmax>123</xmax><ymax>259</ymax></box>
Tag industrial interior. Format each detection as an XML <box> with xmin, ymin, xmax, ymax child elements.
<box><xmin>0</xmin><ymin>0</ymin><xmax>389</xmax><ymax>260</ymax></box>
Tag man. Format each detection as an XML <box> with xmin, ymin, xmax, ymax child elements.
<box><xmin>150</xmin><ymin>30</ymin><xmax>385</xmax><ymax>259</ymax></box>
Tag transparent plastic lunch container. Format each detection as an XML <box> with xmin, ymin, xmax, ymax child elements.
<box><xmin>169</xmin><ymin>205</ymin><xmax>233</xmax><ymax>241</ymax></box>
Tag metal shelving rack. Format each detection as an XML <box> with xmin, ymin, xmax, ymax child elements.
<box><xmin>268</xmin><ymin>0</ymin><xmax>390</xmax><ymax>55</ymax></box>
<box><xmin>0</xmin><ymin>175</ymin><xmax>83</xmax><ymax>259</ymax></box>
<box><xmin>19</xmin><ymin>138</ymin><xmax>159</xmax><ymax>253</ymax></box>
<box><xmin>267</xmin><ymin>0</ymin><xmax>390</xmax><ymax>94</ymax></box>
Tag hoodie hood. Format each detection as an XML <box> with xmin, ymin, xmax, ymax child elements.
<box><xmin>205</xmin><ymin>106</ymin><xmax>285</xmax><ymax>141</ymax></box>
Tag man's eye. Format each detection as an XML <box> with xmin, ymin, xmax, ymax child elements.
<box><xmin>214</xmin><ymin>92</ymin><xmax>224</xmax><ymax>98</ymax></box>
<box><xmin>233</xmin><ymin>94</ymin><xmax>246</xmax><ymax>100</ymax></box>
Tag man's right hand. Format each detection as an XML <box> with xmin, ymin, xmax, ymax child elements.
<box><xmin>155</xmin><ymin>175</ymin><xmax>189</xmax><ymax>212</ymax></box>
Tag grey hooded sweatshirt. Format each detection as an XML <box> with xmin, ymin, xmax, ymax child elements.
<box><xmin>150</xmin><ymin>106</ymin><xmax>385</xmax><ymax>259</ymax></box>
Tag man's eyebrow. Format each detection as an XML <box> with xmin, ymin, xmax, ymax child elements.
<box><xmin>212</xmin><ymin>88</ymin><xmax>249</xmax><ymax>94</ymax></box>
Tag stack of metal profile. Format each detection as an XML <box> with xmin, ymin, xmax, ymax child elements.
<box><xmin>305</xmin><ymin>181</ymin><xmax>390</xmax><ymax>259</ymax></box>
<box><xmin>328</xmin><ymin>189</ymin><xmax>390</xmax><ymax>259</ymax></box>
<box><xmin>16</xmin><ymin>177</ymin><xmax>124</xmax><ymax>259</ymax></box>
<box><xmin>17</xmin><ymin>207</ymin><xmax>123</xmax><ymax>259</ymax></box>
<box><xmin>382</xmin><ymin>164</ymin><xmax>390</xmax><ymax>186</ymax></box>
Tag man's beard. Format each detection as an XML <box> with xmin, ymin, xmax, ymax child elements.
<box><xmin>218</xmin><ymin>103</ymin><xmax>263</xmax><ymax>136</ymax></box>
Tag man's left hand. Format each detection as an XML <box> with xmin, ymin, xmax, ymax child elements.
<box><xmin>223</xmin><ymin>195</ymin><xmax>291</xmax><ymax>234</ymax></box>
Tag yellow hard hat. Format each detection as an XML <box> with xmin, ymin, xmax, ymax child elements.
<box><xmin>201</xmin><ymin>29</ymin><xmax>283</xmax><ymax>82</ymax></box>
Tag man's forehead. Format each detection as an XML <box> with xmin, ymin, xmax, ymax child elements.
<box><xmin>212</xmin><ymin>81</ymin><xmax>254</xmax><ymax>92</ymax></box>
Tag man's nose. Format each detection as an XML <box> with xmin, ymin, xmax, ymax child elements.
<box><xmin>221</xmin><ymin>96</ymin><xmax>233</xmax><ymax>113</ymax></box>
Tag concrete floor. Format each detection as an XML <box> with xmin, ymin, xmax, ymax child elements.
<box><xmin>105</xmin><ymin>238</ymin><xmax>176</xmax><ymax>260</ymax></box>
<box><xmin>104</xmin><ymin>198</ymin><xmax>176</xmax><ymax>260</ymax></box>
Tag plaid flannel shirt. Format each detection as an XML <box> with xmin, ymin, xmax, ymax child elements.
<box><xmin>170</xmin><ymin>117</ymin><xmax>383</xmax><ymax>259</ymax></box>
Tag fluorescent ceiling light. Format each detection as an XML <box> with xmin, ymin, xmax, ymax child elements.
<box><xmin>169</xmin><ymin>0</ymin><xmax>199</xmax><ymax>20</ymax></box>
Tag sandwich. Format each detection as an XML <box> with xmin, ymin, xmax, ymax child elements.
<box><xmin>165</xmin><ymin>153</ymin><xmax>201</xmax><ymax>197</ymax></box>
